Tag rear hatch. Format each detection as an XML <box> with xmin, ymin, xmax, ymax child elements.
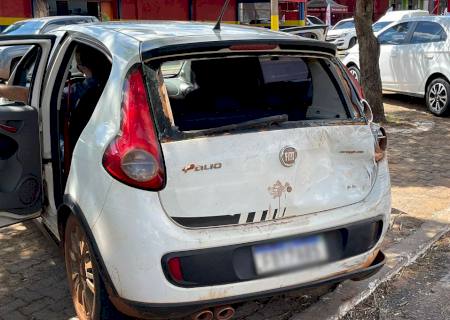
<box><xmin>144</xmin><ymin>48</ymin><xmax>376</xmax><ymax>228</ymax></box>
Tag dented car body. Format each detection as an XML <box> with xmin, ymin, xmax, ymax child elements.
<box><xmin>0</xmin><ymin>22</ymin><xmax>390</xmax><ymax>319</ymax></box>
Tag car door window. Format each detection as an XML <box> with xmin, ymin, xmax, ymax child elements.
<box><xmin>378</xmin><ymin>22</ymin><xmax>414</xmax><ymax>45</ymax></box>
<box><xmin>410</xmin><ymin>21</ymin><xmax>446</xmax><ymax>44</ymax></box>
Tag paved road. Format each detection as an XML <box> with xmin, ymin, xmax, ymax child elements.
<box><xmin>1</xmin><ymin>94</ymin><xmax>449</xmax><ymax>320</ymax></box>
<box><xmin>344</xmin><ymin>232</ymin><xmax>450</xmax><ymax>320</ymax></box>
<box><xmin>0</xmin><ymin>221</ymin><xmax>75</xmax><ymax>320</ymax></box>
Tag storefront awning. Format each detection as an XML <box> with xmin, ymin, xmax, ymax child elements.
<box><xmin>307</xmin><ymin>0</ymin><xmax>348</xmax><ymax>13</ymax></box>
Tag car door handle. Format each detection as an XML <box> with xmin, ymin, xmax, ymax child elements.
<box><xmin>425</xmin><ymin>54</ymin><xmax>434</xmax><ymax>59</ymax></box>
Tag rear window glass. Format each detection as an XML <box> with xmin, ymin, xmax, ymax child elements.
<box><xmin>156</xmin><ymin>56</ymin><xmax>350</xmax><ymax>132</ymax></box>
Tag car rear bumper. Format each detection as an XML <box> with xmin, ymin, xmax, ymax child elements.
<box><xmin>88</xmin><ymin>159</ymin><xmax>390</xmax><ymax>308</ymax></box>
<box><xmin>110</xmin><ymin>250</ymin><xmax>386</xmax><ymax>319</ymax></box>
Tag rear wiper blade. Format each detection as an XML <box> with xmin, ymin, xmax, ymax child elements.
<box><xmin>198</xmin><ymin>114</ymin><xmax>289</xmax><ymax>135</ymax></box>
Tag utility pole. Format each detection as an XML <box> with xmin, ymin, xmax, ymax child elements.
<box><xmin>270</xmin><ymin>0</ymin><xmax>279</xmax><ymax>31</ymax></box>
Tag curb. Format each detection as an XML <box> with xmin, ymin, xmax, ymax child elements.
<box><xmin>290</xmin><ymin>210</ymin><xmax>450</xmax><ymax>320</ymax></box>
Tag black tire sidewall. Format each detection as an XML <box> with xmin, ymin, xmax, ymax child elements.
<box><xmin>348</xmin><ymin>37</ymin><xmax>357</xmax><ymax>48</ymax></box>
<box><xmin>426</xmin><ymin>78</ymin><xmax>450</xmax><ymax>116</ymax></box>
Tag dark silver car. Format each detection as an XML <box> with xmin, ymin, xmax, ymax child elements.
<box><xmin>0</xmin><ymin>15</ymin><xmax>98</xmax><ymax>80</ymax></box>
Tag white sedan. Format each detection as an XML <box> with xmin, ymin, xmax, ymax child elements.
<box><xmin>342</xmin><ymin>16</ymin><xmax>450</xmax><ymax>116</ymax></box>
<box><xmin>326</xmin><ymin>18</ymin><xmax>357</xmax><ymax>50</ymax></box>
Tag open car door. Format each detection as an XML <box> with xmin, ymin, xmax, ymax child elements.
<box><xmin>0</xmin><ymin>35</ymin><xmax>55</xmax><ymax>227</ymax></box>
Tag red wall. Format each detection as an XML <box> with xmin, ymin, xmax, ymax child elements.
<box><xmin>121</xmin><ymin>0</ymin><xmax>190</xmax><ymax>20</ymax></box>
<box><xmin>193</xmin><ymin>0</ymin><xmax>237</xmax><ymax>21</ymax></box>
<box><xmin>121</xmin><ymin>0</ymin><xmax>237</xmax><ymax>21</ymax></box>
<box><xmin>0</xmin><ymin>0</ymin><xmax>32</xmax><ymax>18</ymax></box>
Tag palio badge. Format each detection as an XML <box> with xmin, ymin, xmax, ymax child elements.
<box><xmin>279</xmin><ymin>146</ymin><xmax>297</xmax><ymax>167</ymax></box>
<box><xmin>182</xmin><ymin>163</ymin><xmax>222</xmax><ymax>173</ymax></box>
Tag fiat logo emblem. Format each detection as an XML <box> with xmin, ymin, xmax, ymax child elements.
<box><xmin>279</xmin><ymin>146</ymin><xmax>297</xmax><ymax>167</ymax></box>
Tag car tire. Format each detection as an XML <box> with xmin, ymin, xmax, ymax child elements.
<box><xmin>64</xmin><ymin>214</ymin><xmax>128</xmax><ymax>320</ymax></box>
<box><xmin>426</xmin><ymin>78</ymin><xmax>450</xmax><ymax>116</ymax></box>
<box><xmin>347</xmin><ymin>65</ymin><xmax>361</xmax><ymax>83</ymax></box>
<box><xmin>348</xmin><ymin>37</ymin><xmax>357</xmax><ymax>49</ymax></box>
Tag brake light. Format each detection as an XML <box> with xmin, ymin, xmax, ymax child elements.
<box><xmin>102</xmin><ymin>66</ymin><xmax>165</xmax><ymax>190</ymax></box>
<box><xmin>229</xmin><ymin>44</ymin><xmax>278</xmax><ymax>51</ymax></box>
<box><xmin>167</xmin><ymin>257</ymin><xmax>184</xmax><ymax>282</ymax></box>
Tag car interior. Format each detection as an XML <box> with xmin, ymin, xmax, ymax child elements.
<box><xmin>161</xmin><ymin>55</ymin><xmax>349</xmax><ymax>132</ymax></box>
<box><xmin>56</xmin><ymin>43</ymin><xmax>111</xmax><ymax>181</ymax></box>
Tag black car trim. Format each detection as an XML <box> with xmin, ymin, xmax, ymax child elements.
<box><xmin>110</xmin><ymin>251</ymin><xmax>385</xmax><ymax>320</ymax></box>
<box><xmin>161</xmin><ymin>218</ymin><xmax>383</xmax><ymax>287</ymax></box>
<box><xmin>142</xmin><ymin>36</ymin><xmax>336</xmax><ymax>61</ymax></box>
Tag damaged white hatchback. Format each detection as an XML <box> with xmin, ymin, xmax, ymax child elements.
<box><xmin>0</xmin><ymin>21</ymin><xmax>390</xmax><ymax>320</ymax></box>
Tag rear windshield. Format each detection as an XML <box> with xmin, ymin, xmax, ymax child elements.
<box><xmin>152</xmin><ymin>55</ymin><xmax>352</xmax><ymax>132</ymax></box>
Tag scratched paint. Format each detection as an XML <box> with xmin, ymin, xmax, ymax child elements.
<box><xmin>158</xmin><ymin>124</ymin><xmax>377</xmax><ymax>225</ymax></box>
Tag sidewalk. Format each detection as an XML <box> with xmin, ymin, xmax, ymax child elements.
<box><xmin>1</xmin><ymin>94</ymin><xmax>449</xmax><ymax>320</ymax></box>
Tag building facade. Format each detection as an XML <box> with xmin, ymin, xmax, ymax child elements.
<box><xmin>0</xmin><ymin>0</ymin><xmax>440</xmax><ymax>31</ymax></box>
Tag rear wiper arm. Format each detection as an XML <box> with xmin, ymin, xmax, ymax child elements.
<box><xmin>198</xmin><ymin>114</ymin><xmax>289</xmax><ymax>135</ymax></box>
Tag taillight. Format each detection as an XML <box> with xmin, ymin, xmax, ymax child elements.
<box><xmin>167</xmin><ymin>257</ymin><xmax>184</xmax><ymax>282</ymax></box>
<box><xmin>102</xmin><ymin>66</ymin><xmax>165</xmax><ymax>190</ymax></box>
<box><xmin>372</xmin><ymin>125</ymin><xmax>387</xmax><ymax>163</ymax></box>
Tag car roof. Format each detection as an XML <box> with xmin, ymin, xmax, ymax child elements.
<box><xmin>397</xmin><ymin>15</ymin><xmax>450</xmax><ymax>25</ymax></box>
<box><xmin>378</xmin><ymin>10</ymin><xmax>429</xmax><ymax>21</ymax></box>
<box><xmin>58</xmin><ymin>21</ymin><xmax>337</xmax><ymax>57</ymax></box>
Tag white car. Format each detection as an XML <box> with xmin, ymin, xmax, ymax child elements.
<box><xmin>372</xmin><ymin>10</ymin><xmax>429</xmax><ymax>33</ymax></box>
<box><xmin>326</xmin><ymin>18</ymin><xmax>357</xmax><ymax>50</ymax></box>
<box><xmin>328</xmin><ymin>11</ymin><xmax>429</xmax><ymax>51</ymax></box>
<box><xmin>0</xmin><ymin>21</ymin><xmax>390</xmax><ymax>320</ymax></box>
<box><xmin>342</xmin><ymin>16</ymin><xmax>450</xmax><ymax>116</ymax></box>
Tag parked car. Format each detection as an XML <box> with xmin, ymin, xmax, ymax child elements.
<box><xmin>282</xmin><ymin>24</ymin><xmax>328</xmax><ymax>40</ymax></box>
<box><xmin>0</xmin><ymin>16</ymin><xmax>98</xmax><ymax>81</ymax></box>
<box><xmin>307</xmin><ymin>15</ymin><xmax>325</xmax><ymax>25</ymax></box>
<box><xmin>342</xmin><ymin>16</ymin><xmax>450</xmax><ymax>116</ymax></box>
<box><xmin>327</xmin><ymin>11</ymin><xmax>429</xmax><ymax>51</ymax></box>
<box><xmin>326</xmin><ymin>18</ymin><xmax>357</xmax><ymax>50</ymax></box>
<box><xmin>0</xmin><ymin>21</ymin><xmax>390</xmax><ymax>320</ymax></box>
<box><xmin>372</xmin><ymin>9</ymin><xmax>429</xmax><ymax>33</ymax></box>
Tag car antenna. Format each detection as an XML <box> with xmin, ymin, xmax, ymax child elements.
<box><xmin>213</xmin><ymin>0</ymin><xmax>231</xmax><ymax>31</ymax></box>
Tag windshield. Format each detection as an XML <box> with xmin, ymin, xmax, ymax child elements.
<box><xmin>333</xmin><ymin>20</ymin><xmax>354</xmax><ymax>30</ymax></box>
<box><xmin>2</xmin><ymin>21</ymin><xmax>44</xmax><ymax>35</ymax></box>
<box><xmin>372</xmin><ymin>21</ymin><xmax>391</xmax><ymax>32</ymax></box>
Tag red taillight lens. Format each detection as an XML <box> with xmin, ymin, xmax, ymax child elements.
<box><xmin>167</xmin><ymin>257</ymin><xmax>184</xmax><ymax>282</ymax></box>
<box><xmin>229</xmin><ymin>44</ymin><xmax>278</xmax><ymax>51</ymax></box>
<box><xmin>102</xmin><ymin>66</ymin><xmax>165</xmax><ymax>190</ymax></box>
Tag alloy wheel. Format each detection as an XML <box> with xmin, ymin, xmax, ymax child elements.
<box><xmin>428</xmin><ymin>82</ymin><xmax>448</xmax><ymax>114</ymax></box>
<box><xmin>65</xmin><ymin>217</ymin><xmax>96</xmax><ymax>320</ymax></box>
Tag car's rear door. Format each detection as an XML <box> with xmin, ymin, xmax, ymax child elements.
<box><xmin>145</xmin><ymin>50</ymin><xmax>377</xmax><ymax>228</ymax></box>
<box><xmin>401</xmin><ymin>21</ymin><xmax>447</xmax><ymax>94</ymax></box>
<box><xmin>377</xmin><ymin>22</ymin><xmax>414</xmax><ymax>91</ymax></box>
<box><xmin>0</xmin><ymin>35</ymin><xmax>55</xmax><ymax>227</ymax></box>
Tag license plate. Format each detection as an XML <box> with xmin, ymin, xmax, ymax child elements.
<box><xmin>253</xmin><ymin>235</ymin><xmax>328</xmax><ymax>275</ymax></box>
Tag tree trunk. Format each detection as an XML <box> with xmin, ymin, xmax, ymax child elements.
<box><xmin>33</xmin><ymin>0</ymin><xmax>49</xmax><ymax>18</ymax></box>
<box><xmin>354</xmin><ymin>0</ymin><xmax>385</xmax><ymax>123</ymax></box>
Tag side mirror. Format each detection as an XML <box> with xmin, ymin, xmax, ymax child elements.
<box><xmin>361</xmin><ymin>99</ymin><xmax>373</xmax><ymax>122</ymax></box>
